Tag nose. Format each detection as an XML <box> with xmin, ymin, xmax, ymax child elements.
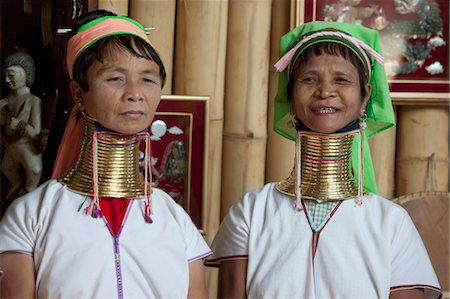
<box><xmin>315</xmin><ymin>81</ymin><xmax>335</xmax><ymax>98</ymax></box>
<box><xmin>124</xmin><ymin>81</ymin><xmax>143</xmax><ymax>102</ymax></box>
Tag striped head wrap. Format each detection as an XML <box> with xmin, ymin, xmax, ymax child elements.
<box><xmin>66</xmin><ymin>15</ymin><xmax>152</xmax><ymax>79</ymax></box>
<box><xmin>275</xmin><ymin>30</ymin><xmax>384</xmax><ymax>82</ymax></box>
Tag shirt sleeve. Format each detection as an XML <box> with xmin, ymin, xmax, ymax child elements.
<box><xmin>155</xmin><ymin>188</ymin><xmax>212</xmax><ymax>262</ymax></box>
<box><xmin>390</xmin><ymin>208</ymin><xmax>442</xmax><ymax>298</ymax></box>
<box><xmin>0</xmin><ymin>194</ymin><xmax>37</xmax><ymax>255</ymax></box>
<box><xmin>204</xmin><ymin>195</ymin><xmax>252</xmax><ymax>267</ymax></box>
<box><xmin>182</xmin><ymin>212</ymin><xmax>212</xmax><ymax>262</ymax></box>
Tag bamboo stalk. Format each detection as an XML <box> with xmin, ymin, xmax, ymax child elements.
<box><xmin>368</xmin><ymin>108</ymin><xmax>397</xmax><ymax>199</ymax></box>
<box><xmin>266</xmin><ymin>0</ymin><xmax>294</xmax><ymax>183</ymax></box>
<box><xmin>129</xmin><ymin>0</ymin><xmax>176</xmax><ymax>94</ymax></box>
<box><xmin>173</xmin><ymin>2</ymin><xmax>229</xmax><ymax>297</ymax></box>
<box><xmin>221</xmin><ymin>0</ymin><xmax>272</xmax><ymax>218</ymax></box>
<box><xmin>174</xmin><ymin>0</ymin><xmax>228</xmax><ymax>232</ymax></box>
<box><xmin>98</xmin><ymin>0</ymin><xmax>128</xmax><ymax>15</ymax></box>
<box><xmin>396</xmin><ymin>106</ymin><xmax>449</xmax><ymax>196</ymax></box>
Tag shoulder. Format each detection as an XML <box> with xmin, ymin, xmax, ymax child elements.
<box><xmin>4</xmin><ymin>180</ymin><xmax>78</xmax><ymax>217</ymax></box>
<box><xmin>28</xmin><ymin>94</ymin><xmax>42</xmax><ymax>105</ymax></box>
<box><xmin>223</xmin><ymin>182</ymin><xmax>293</xmax><ymax>223</ymax></box>
<box><xmin>8</xmin><ymin>180</ymin><xmax>64</xmax><ymax>205</ymax></box>
<box><xmin>239</xmin><ymin>182</ymin><xmax>286</xmax><ymax>205</ymax></box>
<box><xmin>358</xmin><ymin>193</ymin><xmax>414</xmax><ymax>232</ymax></box>
<box><xmin>152</xmin><ymin>187</ymin><xmax>183</xmax><ymax>209</ymax></box>
<box><xmin>0</xmin><ymin>180</ymin><xmax>72</xmax><ymax>250</ymax></box>
<box><xmin>365</xmin><ymin>193</ymin><xmax>409</xmax><ymax>218</ymax></box>
<box><xmin>151</xmin><ymin>187</ymin><xmax>196</xmax><ymax>224</ymax></box>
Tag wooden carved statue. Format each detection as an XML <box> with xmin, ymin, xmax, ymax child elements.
<box><xmin>0</xmin><ymin>53</ymin><xmax>43</xmax><ymax>201</ymax></box>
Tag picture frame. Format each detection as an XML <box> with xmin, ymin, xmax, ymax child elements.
<box><xmin>291</xmin><ymin>0</ymin><xmax>450</xmax><ymax>105</ymax></box>
<box><xmin>150</xmin><ymin>95</ymin><xmax>209</xmax><ymax>232</ymax></box>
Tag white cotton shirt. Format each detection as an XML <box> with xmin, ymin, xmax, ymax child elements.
<box><xmin>205</xmin><ymin>183</ymin><xmax>441</xmax><ymax>299</ymax></box>
<box><xmin>0</xmin><ymin>180</ymin><xmax>211</xmax><ymax>299</ymax></box>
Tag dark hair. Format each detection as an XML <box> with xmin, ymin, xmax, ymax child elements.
<box><xmin>287</xmin><ymin>43</ymin><xmax>367</xmax><ymax>102</ymax></box>
<box><xmin>71</xmin><ymin>10</ymin><xmax>166</xmax><ymax>91</ymax></box>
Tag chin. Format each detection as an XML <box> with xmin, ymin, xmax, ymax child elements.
<box><xmin>115</xmin><ymin>128</ymin><xmax>146</xmax><ymax>135</ymax></box>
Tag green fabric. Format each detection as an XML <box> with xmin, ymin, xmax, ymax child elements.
<box><xmin>77</xmin><ymin>16</ymin><xmax>146</xmax><ymax>33</ymax></box>
<box><xmin>274</xmin><ymin>21</ymin><xmax>395</xmax><ymax>194</ymax></box>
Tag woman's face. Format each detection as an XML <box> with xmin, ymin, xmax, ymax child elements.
<box><xmin>71</xmin><ymin>48</ymin><xmax>162</xmax><ymax>134</ymax></box>
<box><xmin>291</xmin><ymin>53</ymin><xmax>370</xmax><ymax>133</ymax></box>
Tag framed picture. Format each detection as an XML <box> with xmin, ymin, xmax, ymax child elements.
<box><xmin>291</xmin><ymin>0</ymin><xmax>450</xmax><ymax>104</ymax></box>
<box><xmin>150</xmin><ymin>95</ymin><xmax>209</xmax><ymax>232</ymax></box>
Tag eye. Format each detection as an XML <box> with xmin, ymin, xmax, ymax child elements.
<box><xmin>336</xmin><ymin>76</ymin><xmax>350</xmax><ymax>83</ymax></box>
<box><xmin>107</xmin><ymin>76</ymin><xmax>123</xmax><ymax>82</ymax></box>
<box><xmin>300</xmin><ymin>76</ymin><xmax>317</xmax><ymax>84</ymax></box>
<box><xmin>143</xmin><ymin>77</ymin><xmax>156</xmax><ymax>84</ymax></box>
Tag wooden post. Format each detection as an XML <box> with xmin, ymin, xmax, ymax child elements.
<box><xmin>266</xmin><ymin>0</ymin><xmax>294</xmax><ymax>183</ymax></box>
<box><xmin>221</xmin><ymin>0</ymin><xmax>272</xmax><ymax>216</ymax></box>
<box><xmin>173</xmin><ymin>1</ymin><xmax>229</xmax><ymax>297</ymax></box>
<box><xmin>368</xmin><ymin>108</ymin><xmax>397</xmax><ymax>199</ymax></box>
<box><xmin>98</xmin><ymin>0</ymin><xmax>128</xmax><ymax>15</ymax></box>
<box><xmin>396</xmin><ymin>106</ymin><xmax>449</xmax><ymax>196</ymax></box>
<box><xmin>129</xmin><ymin>0</ymin><xmax>176</xmax><ymax>94</ymax></box>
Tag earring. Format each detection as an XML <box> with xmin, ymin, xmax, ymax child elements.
<box><xmin>77</xmin><ymin>102</ymin><xmax>85</xmax><ymax>111</ymax></box>
<box><xmin>356</xmin><ymin>112</ymin><xmax>367</xmax><ymax>206</ymax></box>
<box><xmin>287</xmin><ymin>111</ymin><xmax>298</xmax><ymax>129</ymax></box>
<box><xmin>359</xmin><ymin>112</ymin><xmax>367</xmax><ymax>131</ymax></box>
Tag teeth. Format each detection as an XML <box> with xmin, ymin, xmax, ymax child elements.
<box><xmin>316</xmin><ymin>107</ymin><xmax>336</xmax><ymax>113</ymax></box>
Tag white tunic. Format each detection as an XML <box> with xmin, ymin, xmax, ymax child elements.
<box><xmin>0</xmin><ymin>180</ymin><xmax>211</xmax><ymax>299</ymax></box>
<box><xmin>205</xmin><ymin>183</ymin><xmax>441</xmax><ymax>299</ymax></box>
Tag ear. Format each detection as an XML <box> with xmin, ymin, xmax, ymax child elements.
<box><xmin>70</xmin><ymin>81</ymin><xmax>85</xmax><ymax>110</ymax></box>
<box><xmin>290</xmin><ymin>99</ymin><xmax>296</xmax><ymax>112</ymax></box>
<box><xmin>360</xmin><ymin>83</ymin><xmax>371</xmax><ymax>116</ymax></box>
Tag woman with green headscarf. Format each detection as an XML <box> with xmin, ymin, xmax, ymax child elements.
<box><xmin>205</xmin><ymin>21</ymin><xmax>441</xmax><ymax>298</ymax></box>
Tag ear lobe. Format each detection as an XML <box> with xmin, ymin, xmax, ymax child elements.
<box><xmin>70</xmin><ymin>81</ymin><xmax>85</xmax><ymax>110</ymax></box>
<box><xmin>360</xmin><ymin>83</ymin><xmax>371</xmax><ymax>116</ymax></box>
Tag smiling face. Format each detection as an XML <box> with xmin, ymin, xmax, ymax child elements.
<box><xmin>71</xmin><ymin>47</ymin><xmax>162</xmax><ymax>134</ymax></box>
<box><xmin>291</xmin><ymin>53</ymin><xmax>370</xmax><ymax>133</ymax></box>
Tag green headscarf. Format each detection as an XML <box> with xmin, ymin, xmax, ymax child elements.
<box><xmin>274</xmin><ymin>21</ymin><xmax>395</xmax><ymax>194</ymax></box>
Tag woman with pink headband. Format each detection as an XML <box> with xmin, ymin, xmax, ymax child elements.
<box><xmin>0</xmin><ymin>10</ymin><xmax>211</xmax><ymax>298</ymax></box>
<box><xmin>205</xmin><ymin>21</ymin><xmax>441</xmax><ymax>298</ymax></box>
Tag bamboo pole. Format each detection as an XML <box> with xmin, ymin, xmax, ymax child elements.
<box><xmin>98</xmin><ymin>0</ymin><xmax>128</xmax><ymax>16</ymax></box>
<box><xmin>396</xmin><ymin>106</ymin><xmax>449</xmax><ymax>196</ymax></box>
<box><xmin>129</xmin><ymin>0</ymin><xmax>175</xmax><ymax>95</ymax></box>
<box><xmin>368</xmin><ymin>108</ymin><xmax>397</xmax><ymax>199</ymax></box>
<box><xmin>266</xmin><ymin>0</ymin><xmax>294</xmax><ymax>183</ymax></box>
<box><xmin>173</xmin><ymin>1</ymin><xmax>229</xmax><ymax>297</ymax></box>
<box><xmin>221</xmin><ymin>0</ymin><xmax>272</xmax><ymax>216</ymax></box>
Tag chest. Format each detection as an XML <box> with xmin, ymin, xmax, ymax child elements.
<box><xmin>245</xmin><ymin>202</ymin><xmax>391</xmax><ymax>298</ymax></box>
<box><xmin>6</xmin><ymin>96</ymin><xmax>32</xmax><ymax>119</ymax></box>
<box><xmin>33</xmin><ymin>199</ymin><xmax>190</xmax><ymax>299</ymax></box>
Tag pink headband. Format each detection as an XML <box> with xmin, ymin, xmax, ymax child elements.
<box><xmin>274</xmin><ymin>31</ymin><xmax>384</xmax><ymax>76</ymax></box>
<box><xmin>66</xmin><ymin>18</ymin><xmax>152</xmax><ymax>79</ymax></box>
